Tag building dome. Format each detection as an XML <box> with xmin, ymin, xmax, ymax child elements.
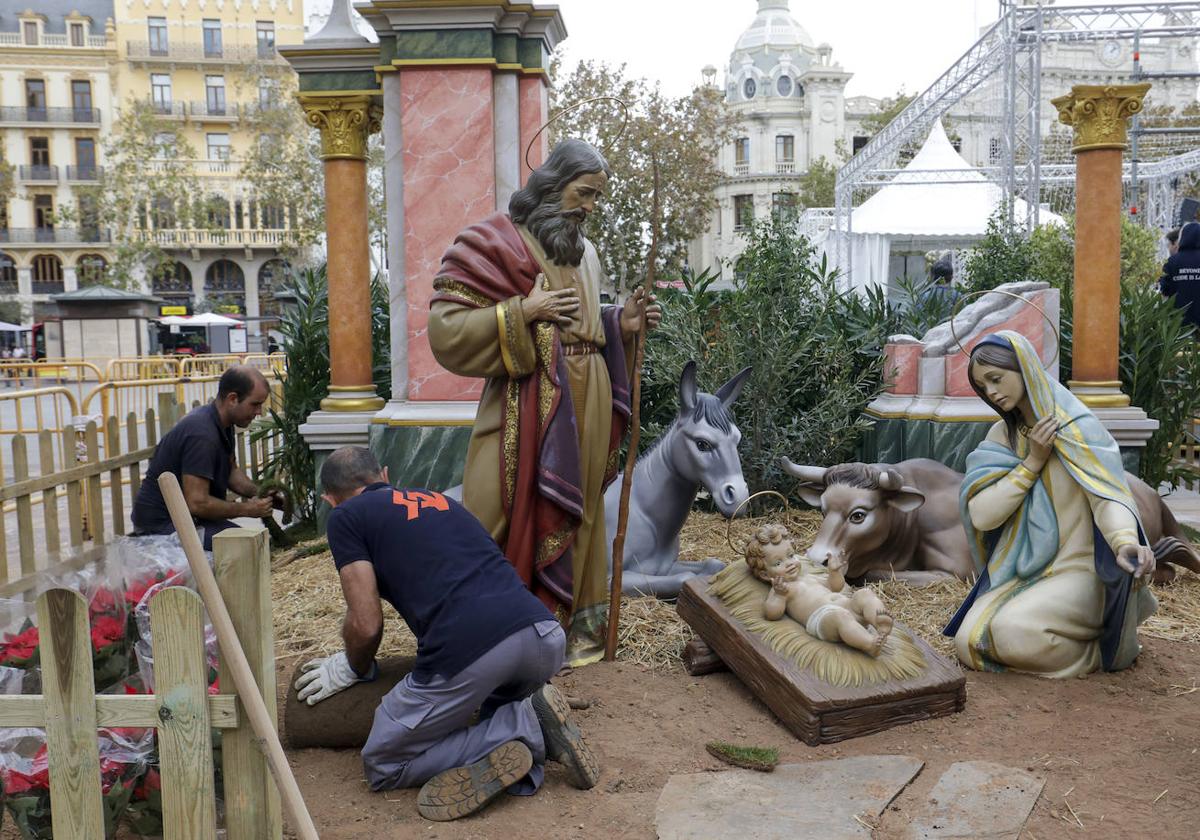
<box><xmin>734</xmin><ymin>0</ymin><xmax>814</xmax><ymax>54</ymax></box>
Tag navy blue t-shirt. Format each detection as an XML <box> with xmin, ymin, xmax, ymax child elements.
<box><xmin>325</xmin><ymin>483</ymin><xmax>554</xmax><ymax>682</ymax></box>
<box><xmin>132</xmin><ymin>403</ymin><xmax>234</xmax><ymax>535</ymax></box>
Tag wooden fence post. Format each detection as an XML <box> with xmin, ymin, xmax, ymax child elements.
<box><xmin>214</xmin><ymin>527</ymin><xmax>283</xmax><ymax>840</ymax></box>
<box><xmin>36</xmin><ymin>589</ymin><xmax>104</xmax><ymax>838</ymax></box>
<box><xmin>106</xmin><ymin>417</ymin><xmax>125</xmax><ymax>537</ymax></box>
<box><xmin>157</xmin><ymin>392</ymin><xmax>173</xmax><ymax>441</ymax></box>
<box><xmin>38</xmin><ymin>430</ymin><xmax>61</xmax><ymax>556</ymax></box>
<box><xmin>150</xmin><ymin>586</ymin><xmax>218</xmax><ymax>839</ymax></box>
<box><xmin>61</xmin><ymin>426</ymin><xmax>83</xmax><ymax>548</ymax></box>
<box><xmin>84</xmin><ymin>422</ymin><xmax>104</xmax><ymax>545</ymax></box>
<box><xmin>12</xmin><ymin>435</ymin><xmax>34</xmax><ymax>575</ymax></box>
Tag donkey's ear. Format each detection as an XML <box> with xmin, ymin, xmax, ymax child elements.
<box><xmin>715</xmin><ymin>366</ymin><xmax>753</xmax><ymax>408</ymax></box>
<box><xmin>678</xmin><ymin>361</ymin><xmax>698</xmax><ymax>415</ymax></box>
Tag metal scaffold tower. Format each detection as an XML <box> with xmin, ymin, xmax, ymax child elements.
<box><xmin>832</xmin><ymin>1</ymin><xmax>1200</xmax><ymax>287</ymax></box>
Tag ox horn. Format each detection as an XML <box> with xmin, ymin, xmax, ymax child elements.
<box><xmin>877</xmin><ymin>469</ymin><xmax>903</xmax><ymax>491</ymax></box>
<box><xmin>779</xmin><ymin>457</ymin><xmax>827</xmax><ymax>485</ymax></box>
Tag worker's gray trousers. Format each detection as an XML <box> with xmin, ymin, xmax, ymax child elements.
<box><xmin>361</xmin><ymin>619</ymin><xmax>564</xmax><ymax>793</ymax></box>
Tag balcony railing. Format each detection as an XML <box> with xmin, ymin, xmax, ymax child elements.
<box><xmin>0</xmin><ymin>32</ymin><xmax>107</xmax><ymax>47</ymax></box>
<box><xmin>189</xmin><ymin>101</ymin><xmax>239</xmax><ymax>120</ymax></box>
<box><xmin>147</xmin><ymin>100</ymin><xmax>186</xmax><ymax>117</ymax></box>
<box><xmin>146</xmin><ymin>158</ymin><xmax>239</xmax><ymax>175</ymax></box>
<box><xmin>32</xmin><ymin>281</ymin><xmax>65</xmax><ymax>295</ymax></box>
<box><xmin>734</xmin><ymin>162</ymin><xmax>750</xmax><ymax>176</ymax></box>
<box><xmin>18</xmin><ymin>165</ymin><xmax>58</xmax><ymax>182</ymax></box>
<box><xmin>126</xmin><ymin>41</ymin><xmax>278</xmax><ymax>63</ymax></box>
<box><xmin>135</xmin><ymin>228</ymin><xmax>295</xmax><ymax>248</ymax></box>
<box><xmin>66</xmin><ymin>165</ymin><xmax>103</xmax><ymax>181</ymax></box>
<box><xmin>0</xmin><ymin>228</ymin><xmax>112</xmax><ymax>245</ymax></box>
<box><xmin>776</xmin><ymin>160</ymin><xmax>796</xmax><ymax>174</ymax></box>
<box><xmin>0</xmin><ymin>106</ymin><xmax>101</xmax><ymax>124</ymax></box>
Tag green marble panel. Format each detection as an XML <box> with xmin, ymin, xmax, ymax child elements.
<box><xmin>859</xmin><ymin>414</ymin><xmax>991</xmax><ymax>473</ymax></box>
<box><xmin>299</xmin><ymin>70</ymin><xmax>380</xmax><ymax>93</ymax></box>
<box><xmin>930</xmin><ymin>421</ymin><xmax>993</xmax><ymax>473</ymax></box>
<box><xmin>378</xmin><ymin>35</ymin><xmax>397</xmax><ymax>65</ymax></box>
<box><xmin>1120</xmin><ymin>447</ymin><xmax>1141</xmax><ymax>475</ymax></box>
<box><xmin>369</xmin><ymin>423</ymin><xmax>472</xmax><ymax>492</ymax></box>
<box><xmin>313</xmin><ymin>449</ymin><xmax>331</xmax><ymax>533</ymax></box>
<box><xmin>394</xmin><ymin>29</ymin><xmax>492</xmax><ymax>60</ymax></box>
<box><xmin>494</xmin><ymin>33</ymin><xmax>519</xmax><ymax>65</ymax></box>
<box><xmin>517</xmin><ymin>37</ymin><xmax>547</xmax><ymax>70</ymax></box>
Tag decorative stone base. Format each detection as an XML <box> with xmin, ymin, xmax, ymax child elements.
<box><xmin>299</xmin><ymin>408</ymin><xmax>380</xmax><ymax>533</ymax></box>
<box><xmin>369</xmin><ymin>400</ymin><xmax>476</xmax><ymax>491</ymax></box>
<box><xmin>860</xmin><ymin>395</ymin><xmax>999</xmax><ymax>472</ymax></box>
<box><xmin>1091</xmin><ymin>404</ymin><xmax>1158</xmax><ymax>473</ymax></box>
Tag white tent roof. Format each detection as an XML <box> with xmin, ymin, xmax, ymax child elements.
<box><xmin>850</xmin><ymin>121</ymin><xmax>1064</xmax><ymax>236</ymax></box>
<box><xmin>185</xmin><ymin>313</ymin><xmax>242</xmax><ymax>326</ymax></box>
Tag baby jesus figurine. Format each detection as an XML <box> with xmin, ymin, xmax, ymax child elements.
<box><xmin>744</xmin><ymin>524</ymin><xmax>894</xmax><ymax>657</ymax></box>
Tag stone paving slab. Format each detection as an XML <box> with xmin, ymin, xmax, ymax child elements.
<box><xmin>904</xmin><ymin>760</ymin><xmax>1044</xmax><ymax>839</ymax></box>
<box><xmin>654</xmin><ymin>754</ymin><xmax>924</xmax><ymax>840</ymax></box>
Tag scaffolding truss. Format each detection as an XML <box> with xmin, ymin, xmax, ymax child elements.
<box><xmin>833</xmin><ymin>2</ymin><xmax>1200</xmax><ymax>286</ymax></box>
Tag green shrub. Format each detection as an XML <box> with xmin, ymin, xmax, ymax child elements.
<box><xmin>642</xmin><ymin>219</ymin><xmax>905</xmax><ymax>492</ymax></box>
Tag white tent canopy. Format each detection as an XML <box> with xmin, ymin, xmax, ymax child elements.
<box><xmin>838</xmin><ymin>121</ymin><xmax>1064</xmax><ymax>290</ymax></box>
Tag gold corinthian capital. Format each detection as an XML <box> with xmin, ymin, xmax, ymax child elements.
<box><xmin>1051</xmin><ymin>83</ymin><xmax>1151</xmax><ymax>154</ymax></box>
<box><xmin>298</xmin><ymin>94</ymin><xmax>382</xmax><ymax>161</ymax></box>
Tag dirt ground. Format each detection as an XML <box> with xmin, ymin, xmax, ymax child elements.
<box><xmin>280</xmin><ymin>630</ymin><xmax>1200</xmax><ymax>839</ymax></box>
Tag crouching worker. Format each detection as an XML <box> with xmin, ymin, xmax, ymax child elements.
<box><xmin>294</xmin><ymin>446</ymin><xmax>599</xmax><ymax>821</ymax></box>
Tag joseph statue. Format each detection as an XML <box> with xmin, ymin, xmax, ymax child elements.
<box><xmin>429</xmin><ymin>139</ymin><xmax>660</xmax><ymax>666</ymax></box>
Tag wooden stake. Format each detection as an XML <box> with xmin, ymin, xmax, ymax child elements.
<box><xmin>605</xmin><ymin>153</ymin><xmax>660</xmax><ymax>662</ymax></box>
<box><xmin>157</xmin><ymin>473</ymin><xmax>320</xmax><ymax>840</ymax></box>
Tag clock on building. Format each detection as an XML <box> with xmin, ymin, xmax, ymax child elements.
<box><xmin>1100</xmin><ymin>39</ymin><xmax>1124</xmax><ymax>67</ymax></box>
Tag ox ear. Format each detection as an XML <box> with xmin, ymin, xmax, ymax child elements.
<box><xmin>678</xmin><ymin>360</ymin><xmax>698</xmax><ymax>416</ymax></box>
<box><xmin>779</xmin><ymin>457</ymin><xmax>826</xmax><ymax>508</ymax></box>
<box><xmin>714</xmin><ymin>366</ymin><xmax>753</xmax><ymax>408</ymax></box>
<box><xmin>886</xmin><ymin>486</ymin><xmax>926</xmax><ymax>513</ymax></box>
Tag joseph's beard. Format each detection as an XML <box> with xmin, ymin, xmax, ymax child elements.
<box><xmin>525</xmin><ymin>196</ymin><xmax>586</xmax><ymax>266</ymax></box>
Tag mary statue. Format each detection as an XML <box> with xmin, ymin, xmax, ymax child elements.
<box><xmin>944</xmin><ymin>330</ymin><xmax>1157</xmax><ymax>678</ymax></box>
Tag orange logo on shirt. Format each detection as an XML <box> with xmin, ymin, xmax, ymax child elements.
<box><xmin>391</xmin><ymin>490</ymin><xmax>450</xmax><ymax>520</ymax></box>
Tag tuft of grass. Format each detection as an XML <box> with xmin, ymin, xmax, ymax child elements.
<box><xmin>705</xmin><ymin>741</ymin><xmax>779</xmax><ymax>772</ymax></box>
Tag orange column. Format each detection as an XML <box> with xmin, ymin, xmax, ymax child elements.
<box><xmin>300</xmin><ymin>94</ymin><xmax>385</xmax><ymax>413</ymax></box>
<box><xmin>1051</xmin><ymin>83</ymin><xmax>1149</xmax><ymax>408</ymax></box>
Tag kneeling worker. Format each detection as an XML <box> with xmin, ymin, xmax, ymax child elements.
<box><xmin>295</xmin><ymin>446</ymin><xmax>599</xmax><ymax>820</ymax></box>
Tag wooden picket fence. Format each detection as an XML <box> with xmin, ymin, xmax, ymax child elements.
<box><xmin>0</xmin><ymin>528</ymin><xmax>282</xmax><ymax>839</ymax></box>
<box><xmin>0</xmin><ymin>393</ymin><xmax>282</xmax><ymax>580</ymax></box>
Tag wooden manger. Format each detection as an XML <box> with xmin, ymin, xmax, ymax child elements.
<box><xmin>677</xmin><ymin>575</ymin><xmax>966</xmax><ymax>746</ymax></box>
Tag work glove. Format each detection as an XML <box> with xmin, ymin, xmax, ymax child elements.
<box><xmin>294</xmin><ymin>651</ymin><xmax>377</xmax><ymax>706</ymax></box>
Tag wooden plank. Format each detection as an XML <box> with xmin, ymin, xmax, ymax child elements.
<box><xmin>215</xmin><ymin>528</ymin><xmax>283</xmax><ymax>840</ymax></box>
<box><xmin>0</xmin><ymin>441</ymin><xmax>7</xmax><ymax>580</ymax></box>
<box><xmin>0</xmin><ymin>445</ymin><xmax>156</xmax><ymax>502</ymax></box>
<box><xmin>38</xmin><ymin>430</ymin><xmax>61</xmax><ymax>556</ymax></box>
<box><xmin>683</xmin><ymin>637</ymin><xmax>729</xmax><ymax>676</ymax></box>
<box><xmin>106</xmin><ymin>417</ymin><xmax>126</xmax><ymax>536</ymax></box>
<box><xmin>151</xmin><ymin>586</ymin><xmax>218</xmax><ymax>839</ymax></box>
<box><xmin>147</xmin><ymin>406</ymin><xmax>159</xmax><ymax>448</ymax></box>
<box><xmin>127</xmin><ymin>411</ymin><xmax>142</xmax><ymax>502</ymax></box>
<box><xmin>0</xmin><ymin>694</ymin><xmax>240</xmax><ymax>729</ymax></box>
<box><xmin>84</xmin><ymin>422</ymin><xmax>105</xmax><ymax>544</ymax></box>
<box><xmin>237</xmin><ymin>431</ymin><xmax>248</xmax><ymax>476</ymax></box>
<box><xmin>676</xmin><ymin>577</ymin><xmax>966</xmax><ymax>746</ymax></box>
<box><xmin>35</xmin><ymin>589</ymin><xmax>105</xmax><ymax>838</ymax></box>
<box><xmin>12</xmin><ymin>434</ymin><xmax>35</xmax><ymax>576</ymax></box>
<box><xmin>157</xmin><ymin>392</ymin><xmax>172</xmax><ymax>441</ymax></box>
<box><xmin>63</xmin><ymin>427</ymin><xmax>84</xmax><ymax>547</ymax></box>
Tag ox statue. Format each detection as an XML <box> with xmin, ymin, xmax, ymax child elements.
<box><xmin>780</xmin><ymin>457</ymin><xmax>1200</xmax><ymax>586</ymax></box>
<box><xmin>605</xmin><ymin>361</ymin><xmax>752</xmax><ymax>598</ymax></box>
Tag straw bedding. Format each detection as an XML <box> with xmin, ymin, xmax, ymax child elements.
<box><xmin>270</xmin><ymin>510</ymin><xmax>1200</xmax><ymax>672</ymax></box>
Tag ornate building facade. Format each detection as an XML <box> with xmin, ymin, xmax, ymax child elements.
<box><xmin>1</xmin><ymin>0</ymin><xmax>306</xmax><ymax>341</ymax></box>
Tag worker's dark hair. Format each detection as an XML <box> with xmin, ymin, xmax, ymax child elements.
<box><xmin>1167</xmin><ymin>227</ymin><xmax>1181</xmax><ymax>245</ymax></box>
<box><xmin>217</xmin><ymin>365</ymin><xmax>267</xmax><ymax>402</ymax></box>
<box><xmin>321</xmin><ymin>447</ymin><xmax>385</xmax><ymax>498</ymax></box>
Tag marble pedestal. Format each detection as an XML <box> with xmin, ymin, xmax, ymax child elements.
<box><xmin>369</xmin><ymin>400</ymin><xmax>475</xmax><ymax>491</ymax></box>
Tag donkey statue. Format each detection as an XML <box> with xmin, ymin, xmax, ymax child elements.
<box><xmin>605</xmin><ymin>361</ymin><xmax>752</xmax><ymax>598</ymax></box>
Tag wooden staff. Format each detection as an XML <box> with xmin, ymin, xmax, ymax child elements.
<box><xmin>605</xmin><ymin>153</ymin><xmax>661</xmax><ymax>661</ymax></box>
<box><xmin>157</xmin><ymin>472</ymin><xmax>321</xmax><ymax>840</ymax></box>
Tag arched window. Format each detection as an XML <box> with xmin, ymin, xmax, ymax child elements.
<box><xmin>0</xmin><ymin>252</ymin><xmax>16</xmax><ymax>292</ymax></box>
<box><xmin>257</xmin><ymin>259</ymin><xmax>290</xmax><ymax>316</ymax></box>
<box><xmin>206</xmin><ymin>259</ymin><xmax>244</xmax><ymax>292</ymax></box>
<box><xmin>742</xmin><ymin>77</ymin><xmax>757</xmax><ymax>100</ymax></box>
<box><xmin>151</xmin><ymin>195</ymin><xmax>175</xmax><ymax>229</ymax></box>
<box><xmin>31</xmin><ymin>254</ymin><xmax>63</xmax><ymax>293</ymax></box>
<box><xmin>203</xmin><ymin>194</ymin><xmax>230</xmax><ymax>229</ymax></box>
<box><xmin>153</xmin><ymin>261</ymin><xmax>192</xmax><ymax>298</ymax></box>
<box><xmin>77</xmin><ymin>253</ymin><xmax>108</xmax><ymax>286</ymax></box>
<box><xmin>776</xmin><ymin>75</ymin><xmax>793</xmax><ymax>97</ymax></box>
<box><xmin>260</xmin><ymin>202</ymin><xmax>285</xmax><ymax>229</ymax></box>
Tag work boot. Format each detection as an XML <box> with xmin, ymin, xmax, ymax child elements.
<box><xmin>531</xmin><ymin>683</ymin><xmax>600</xmax><ymax>789</ymax></box>
<box><xmin>417</xmin><ymin>740</ymin><xmax>533</xmax><ymax>821</ymax></box>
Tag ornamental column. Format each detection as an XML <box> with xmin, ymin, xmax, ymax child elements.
<box><xmin>299</xmin><ymin>94</ymin><xmax>384</xmax><ymax>413</ymax></box>
<box><xmin>1051</xmin><ymin>83</ymin><xmax>1157</xmax><ymax>462</ymax></box>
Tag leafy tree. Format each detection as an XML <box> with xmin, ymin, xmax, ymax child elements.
<box><xmin>548</xmin><ymin>59</ymin><xmax>738</xmax><ymax>292</ymax></box>
<box><xmin>0</xmin><ymin>298</ymin><xmax>22</xmax><ymax>324</ymax></box>
<box><xmin>858</xmin><ymin>90</ymin><xmax>914</xmax><ymax>141</ymax></box>
<box><xmin>797</xmin><ymin>156</ymin><xmax>838</xmax><ymax>209</ymax></box>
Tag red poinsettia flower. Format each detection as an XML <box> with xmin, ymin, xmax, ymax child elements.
<box><xmin>124</xmin><ymin>575</ymin><xmax>164</xmax><ymax>608</ymax></box>
<box><xmin>2</xmin><ymin>744</ymin><xmax>50</xmax><ymax>794</ymax></box>
<box><xmin>0</xmin><ymin>627</ymin><xmax>40</xmax><ymax>665</ymax></box>
<box><xmin>134</xmin><ymin>766</ymin><xmax>161</xmax><ymax>799</ymax></box>
<box><xmin>89</xmin><ymin>616</ymin><xmax>125</xmax><ymax>652</ymax></box>
<box><xmin>88</xmin><ymin>588</ymin><xmax>120</xmax><ymax>618</ymax></box>
<box><xmin>207</xmin><ymin>675</ymin><xmax>220</xmax><ymax>695</ymax></box>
